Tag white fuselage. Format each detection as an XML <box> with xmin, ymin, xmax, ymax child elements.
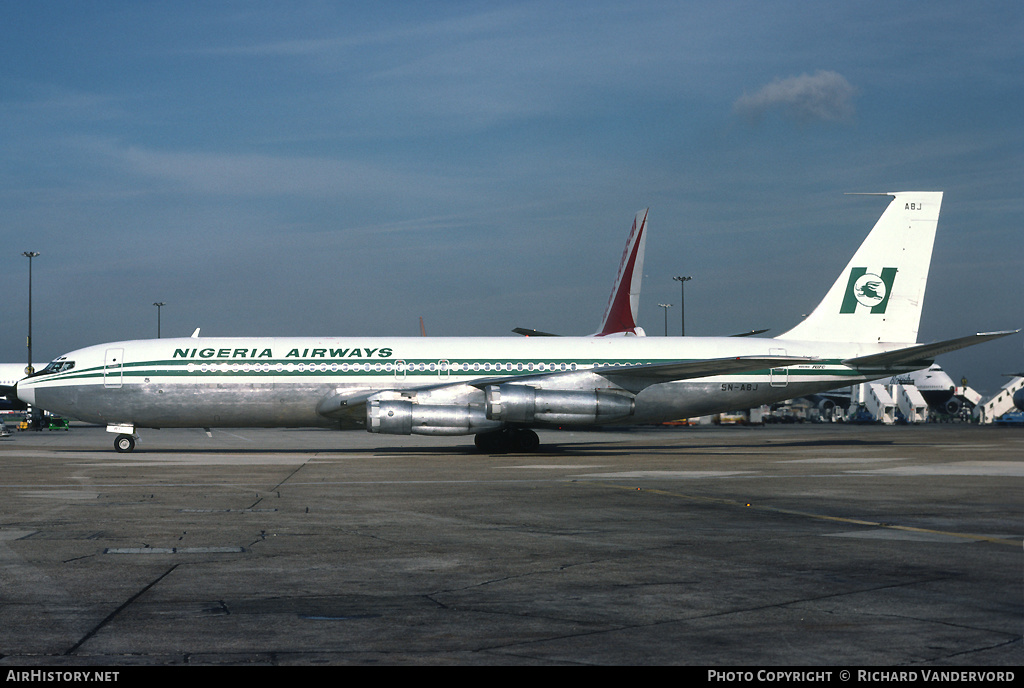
<box><xmin>17</xmin><ymin>335</ymin><xmax>912</xmax><ymax>431</ymax></box>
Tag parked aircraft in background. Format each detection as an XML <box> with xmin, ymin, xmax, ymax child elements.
<box><xmin>1</xmin><ymin>363</ymin><xmax>45</xmax><ymax>411</ymax></box>
<box><xmin>906</xmin><ymin>364</ymin><xmax>973</xmax><ymax>416</ymax></box>
<box><xmin>17</xmin><ymin>192</ymin><xmax>1017</xmax><ymax>452</ymax></box>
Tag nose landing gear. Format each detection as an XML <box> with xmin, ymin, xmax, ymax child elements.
<box><xmin>114</xmin><ymin>433</ymin><xmax>136</xmax><ymax>453</ymax></box>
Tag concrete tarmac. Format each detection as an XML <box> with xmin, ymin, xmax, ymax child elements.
<box><xmin>0</xmin><ymin>423</ymin><xmax>1020</xmax><ymax>666</ymax></box>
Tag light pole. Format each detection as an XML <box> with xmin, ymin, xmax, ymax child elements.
<box><xmin>22</xmin><ymin>252</ymin><xmax>40</xmax><ymax>375</ymax></box>
<box><xmin>673</xmin><ymin>275</ymin><xmax>692</xmax><ymax>336</ymax></box>
<box><xmin>658</xmin><ymin>303</ymin><xmax>672</xmax><ymax>336</ymax></box>
<box><xmin>153</xmin><ymin>302</ymin><xmax>166</xmax><ymax>338</ymax></box>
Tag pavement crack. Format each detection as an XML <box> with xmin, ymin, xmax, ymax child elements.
<box><xmin>918</xmin><ymin>635</ymin><xmax>1021</xmax><ymax>664</ymax></box>
<box><xmin>248</xmin><ymin>462</ymin><xmax>310</xmax><ymax>509</ymax></box>
<box><xmin>64</xmin><ymin>564</ymin><xmax>179</xmax><ymax>656</ymax></box>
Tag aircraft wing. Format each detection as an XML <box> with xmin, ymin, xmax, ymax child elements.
<box><xmin>512</xmin><ymin>328</ymin><xmax>561</xmax><ymax>337</ymax></box>
<box><xmin>316</xmin><ymin>355</ymin><xmax>816</xmax><ymax>421</ymax></box>
<box><xmin>463</xmin><ymin>355</ymin><xmax>817</xmax><ymax>389</ymax></box>
<box><xmin>513</xmin><ymin>327</ymin><xmax>770</xmax><ymax>338</ymax></box>
<box><xmin>843</xmin><ymin>330</ymin><xmax>1019</xmax><ymax>369</ymax></box>
<box><xmin>315</xmin><ymin>387</ymin><xmax>378</xmax><ymax>420</ymax></box>
<box><xmin>592</xmin><ymin>355</ymin><xmax>818</xmax><ymax>383</ymax></box>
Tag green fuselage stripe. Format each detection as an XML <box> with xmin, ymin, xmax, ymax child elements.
<box><xmin>32</xmin><ymin>357</ymin><xmax>879</xmax><ymax>385</ymax></box>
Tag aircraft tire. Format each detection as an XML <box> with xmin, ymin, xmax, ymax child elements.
<box><xmin>474</xmin><ymin>428</ymin><xmax>542</xmax><ymax>454</ymax></box>
<box><xmin>512</xmin><ymin>428</ymin><xmax>540</xmax><ymax>452</ymax></box>
<box><xmin>114</xmin><ymin>434</ymin><xmax>135</xmax><ymax>453</ymax></box>
<box><xmin>474</xmin><ymin>429</ymin><xmax>508</xmax><ymax>454</ymax></box>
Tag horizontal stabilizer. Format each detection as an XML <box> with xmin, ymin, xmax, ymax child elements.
<box><xmin>843</xmin><ymin>330</ymin><xmax>1020</xmax><ymax>369</ymax></box>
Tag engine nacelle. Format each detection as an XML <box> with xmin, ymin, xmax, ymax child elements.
<box><xmin>367</xmin><ymin>399</ymin><xmax>502</xmax><ymax>436</ymax></box>
<box><xmin>486</xmin><ymin>384</ymin><xmax>634</xmax><ymax>425</ymax></box>
<box><xmin>816</xmin><ymin>398</ymin><xmax>837</xmax><ymax>414</ymax></box>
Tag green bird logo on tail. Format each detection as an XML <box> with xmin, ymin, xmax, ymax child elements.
<box><xmin>841</xmin><ymin>267</ymin><xmax>897</xmax><ymax>313</ymax></box>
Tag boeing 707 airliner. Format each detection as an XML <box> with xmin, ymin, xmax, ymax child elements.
<box><xmin>17</xmin><ymin>193</ymin><xmax>1017</xmax><ymax>452</ymax></box>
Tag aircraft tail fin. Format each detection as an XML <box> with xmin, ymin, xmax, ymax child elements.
<box><xmin>595</xmin><ymin>209</ymin><xmax>649</xmax><ymax>337</ymax></box>
<box><xmin>779</xmin><ymin>192</ymin><xmax>943</xmax><ymax>344</ymax></box>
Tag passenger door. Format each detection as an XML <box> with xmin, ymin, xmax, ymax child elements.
<box><xmin>769</xmin><ymin>347</ymin><xmax>789</xmax><ymax>388</ymax></box>
<box><xmin>103</xmin><ymin>348</ymin><xmax>124</xmax><ymax>388</ymax></box>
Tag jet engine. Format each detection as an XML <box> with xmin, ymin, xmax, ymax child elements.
<box><xmin>367</xmin><ymin>399</ymin><xmax>502</xmax><ymax>436</ymax></box>
<box><xmin>485</xmin><ymin>384</ymin><xmax>634</xmax><ymax>425</ymax></box>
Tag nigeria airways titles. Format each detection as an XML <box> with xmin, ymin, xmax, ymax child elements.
<box><xmin>172</xmin><ymin>346</ymin><xmax>395</xmax><ymax>360</ymax></box>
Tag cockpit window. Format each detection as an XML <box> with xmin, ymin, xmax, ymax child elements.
<box><xmin>37</xmin><ymin>360</ymin><xmax>75</xmax><ymax>376</ymax></box>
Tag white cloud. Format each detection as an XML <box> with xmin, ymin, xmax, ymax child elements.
<box><xmin>734</xmin><ymin>70</ymin><xmax>857</xmax><ymax>124</ymax></box>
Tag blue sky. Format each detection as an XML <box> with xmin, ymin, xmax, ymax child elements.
<box><xmin>2</xmin><ymin>1</ymin><xmax>1021</xmax><ymax>396</ymax></box>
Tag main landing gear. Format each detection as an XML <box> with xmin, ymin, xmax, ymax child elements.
<box><xmin>474</xmin><ymin>428</ymin><xmax>540</xmax><ymax>454</ymax></box>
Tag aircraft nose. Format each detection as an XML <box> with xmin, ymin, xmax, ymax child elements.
<box><xmin>16</xmin><ymin>381</ymin><xmax>35</xmax><ymax>407</ymax></box>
